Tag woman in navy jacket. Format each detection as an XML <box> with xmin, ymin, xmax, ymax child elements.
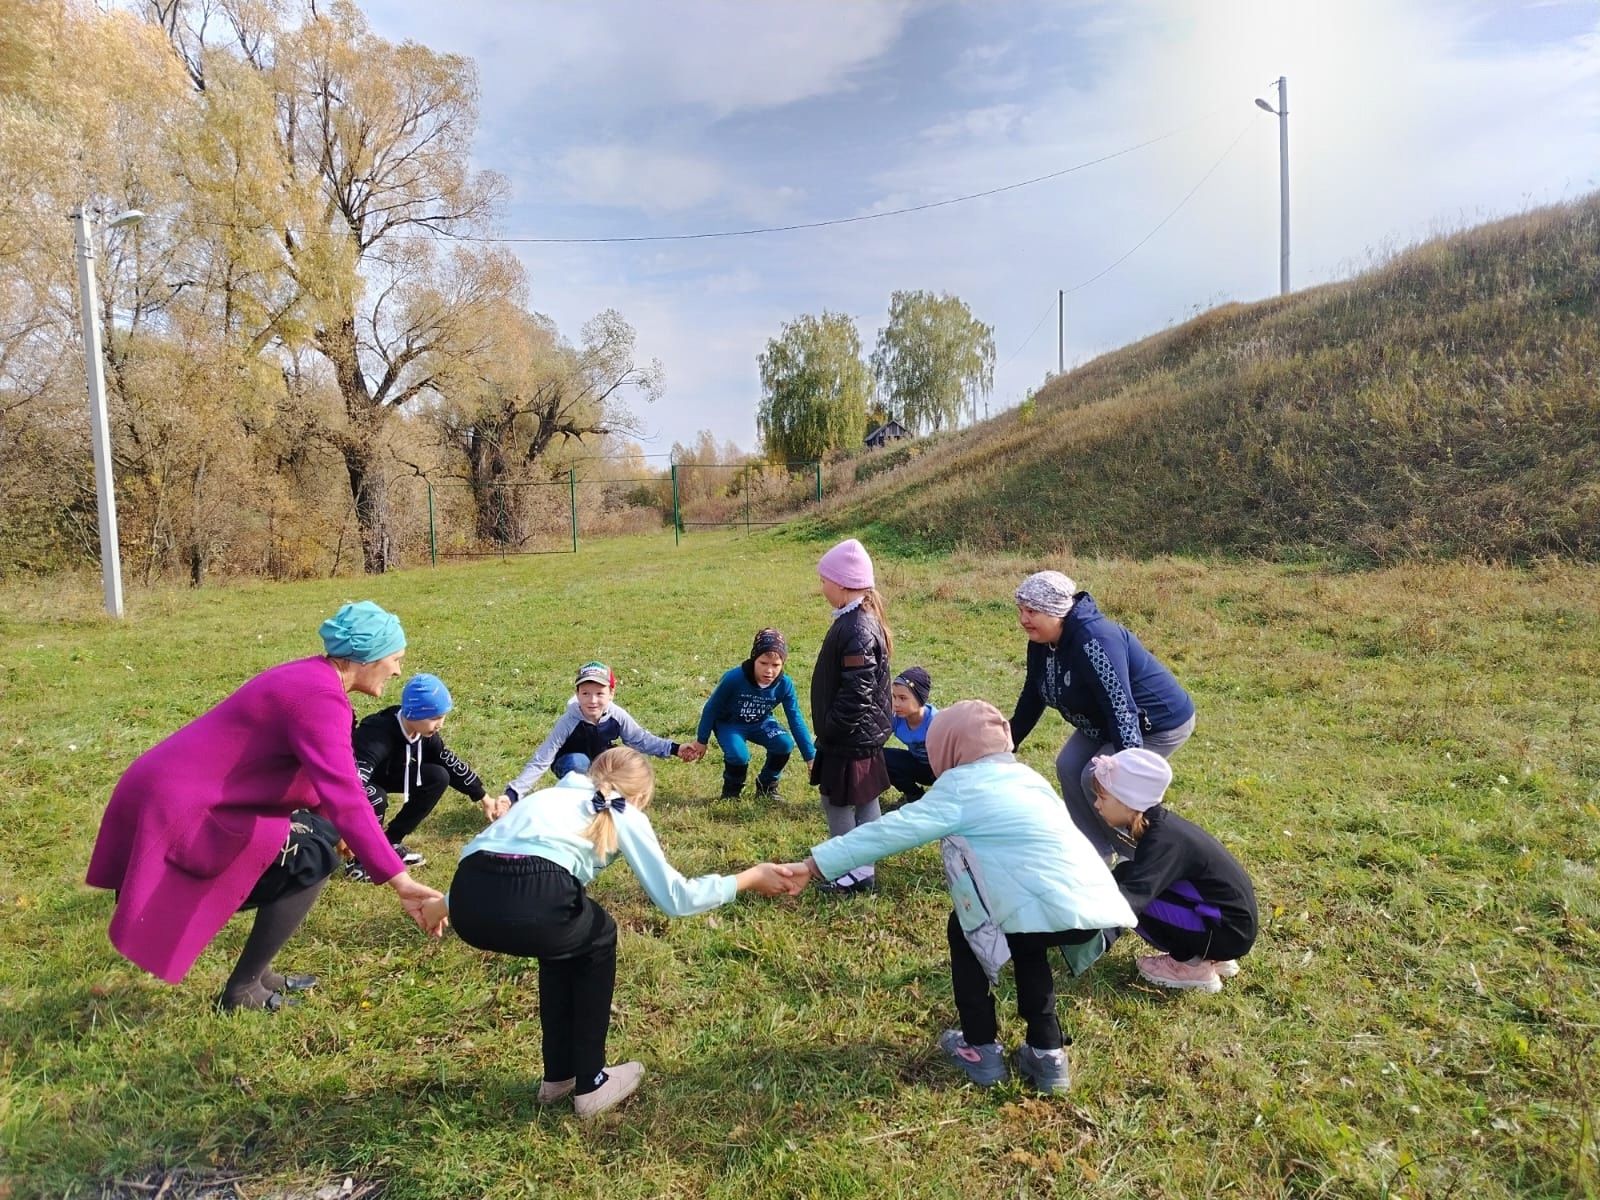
<box><xmin>1008</xmin><ymin>570</ymin><xmax>1196</xmax><ymax>859</ymax></box>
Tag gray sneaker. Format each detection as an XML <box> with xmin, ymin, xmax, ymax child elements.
<box><xmin>1016</xmin><ymin>1043</ymin><xmax>1071</xmax><ymax>1094</ymax></box>
<box><xmin>937</xmin><ymin>1029</ymin><xmax>1008</xmax><ymax>1086</ymax></box>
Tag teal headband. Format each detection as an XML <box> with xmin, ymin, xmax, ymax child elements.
<box><xmin>319</xmin><ymin>601</ymin><xmax>406</xmax><ymax>663</ymax></box>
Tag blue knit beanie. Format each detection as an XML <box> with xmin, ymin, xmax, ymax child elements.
<box><xmin>319</xmin><ymin>601</ymin><xmax>406</xmax><ymax>663</ymax></box>
<box><xmin>400</xmin><ymin>673</ymin><xmax>452</xmax><ymax>720</ymax></box>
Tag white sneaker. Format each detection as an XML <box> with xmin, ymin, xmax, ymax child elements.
<box><xmin>574</xmin><ymin>1062</ymin><xmax>645</xmax><ymax>1119</ymax></box>
<box><xmin>1212</xmin><ymin>959</ymin><xmax>1241</xmax><ymax>979</ymax></box>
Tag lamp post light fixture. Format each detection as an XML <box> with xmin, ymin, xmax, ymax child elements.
<box><xmin>71</xmin><ymin>205</ymin><xmax>143</xmax><ymax>619</ymax></box>
<box><xmin>1255</xmin><ymin>76</ymin><xmax>1289</xmax><ymax>296</ymax></box>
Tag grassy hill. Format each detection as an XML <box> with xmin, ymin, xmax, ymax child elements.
<box><xmin>813</xmin><ymin>196</ymin><xmax>1600</xmax><ymax>563</ymax></box>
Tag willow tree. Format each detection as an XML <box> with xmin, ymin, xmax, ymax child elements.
<box><xmin>154</xmin><ymin>0</ymin><xmax>510</xmax><ymax>571</ymax></box>
<box><xmin>756</xmin><ymin>311</ymin><xmax>871</xmax><ymax>463</ymax></box>
<box><xmin>429</xmin><ymin>299</ymin><xmax>659</xmax><ymax>547</ymax></box>
<box><xmin>869</xmin><ymin>289</ymin><xmax>995</xmax><ymax>432</ymax></box>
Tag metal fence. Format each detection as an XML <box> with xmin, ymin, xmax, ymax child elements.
<box><xmin>404</xmin><ymin>461</ymin><xmax>825</xmax><ymax>564</ymax></box>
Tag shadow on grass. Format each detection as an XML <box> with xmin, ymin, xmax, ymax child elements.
<box><xmin>9</xmin><ymin>1027</ymin><xmax>963</xmax><ymax>1197</ymax></box>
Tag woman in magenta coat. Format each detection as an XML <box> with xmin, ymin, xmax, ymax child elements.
<box><xmin>86</xmin><ymin>601</ymin><xmax>443</xmax><ymax>1011</ymax></box>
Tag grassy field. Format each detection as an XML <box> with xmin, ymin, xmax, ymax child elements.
<box><xmin>2</xmin><ymin>532</ymin><xmax>1597</xmax><ymax>1198</ymax></box>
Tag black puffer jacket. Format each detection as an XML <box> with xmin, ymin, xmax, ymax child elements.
<box><xmin>809</xmin><ymin>605</ymin><xmax>893</xmax><ymax>758</ymax></box>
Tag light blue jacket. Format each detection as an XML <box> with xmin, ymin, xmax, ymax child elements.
<box><xmin>811</xmin><ymin>755</ymin><xmax>1136</xmax><ymax>934</ymax></box>
<box><xmin>457</xmin><ymin>773</ymin><xmax>736</xmax><ymax>917</ymax></box>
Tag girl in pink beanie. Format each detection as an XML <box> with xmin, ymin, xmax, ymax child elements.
<box><xmin>808</xmin><ymin>539</ymin><xmax>894</xmax><ymax>894</ymax></box>
<box><xmin>1089</xmin><ymin>748</ymin><xmax>1258</xmax><ymax>993</ymax></box>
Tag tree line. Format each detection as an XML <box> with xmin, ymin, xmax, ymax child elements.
<box><xmin>2</xmin><ymin>0</ymin><xmax>656</xmax><ymax>581</ymax></box>
<box><xmin>757</xmin><ymin>290</ymin><xmax>995</xmax><ymax>463</ymax></box>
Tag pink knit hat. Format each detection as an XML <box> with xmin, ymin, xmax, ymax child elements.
<box><xmin>1089</xmin><ymin>748</ymin><xmax>1172</xmax><ymax>811</ymax></box>
<box><xmin>817</xmin><ymin>538</ymin><xmax>875</xmax><ymax>590</ymax></box>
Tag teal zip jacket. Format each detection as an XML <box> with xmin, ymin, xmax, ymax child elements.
<box><xmin>811</xmin><ymin>755</ymin><xmax>1135</xmax><ymax>934</ymax></box>
<box><xmin>456</xmin><ymin>772</ymin><xmax>736</xmax><ymax>916</ymax></box>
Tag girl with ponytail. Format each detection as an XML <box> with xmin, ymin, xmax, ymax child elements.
<box><xmin>420</xmin><ymin>747</ymin><xmax>796</xmax><ymax>1119</ymax></box>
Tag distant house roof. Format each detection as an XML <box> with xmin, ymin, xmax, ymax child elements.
<box><xmin>864</xmin><ymin>419</ymin><xmax>910</xmax><ymax>448</ymax></box>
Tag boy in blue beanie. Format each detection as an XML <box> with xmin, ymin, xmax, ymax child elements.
<box><xmin>346</xmin><ymin>672</ymin><xmax>490</xmax><ymax>879</ymax></box>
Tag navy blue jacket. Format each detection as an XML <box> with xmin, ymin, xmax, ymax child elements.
<box><xmin>1010</xmin><ymin>593</ymin><xmax>1194</xmax><ymax>751</ymax></box>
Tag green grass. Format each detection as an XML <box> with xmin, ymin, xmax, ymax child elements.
<box><xmin>2</xmin><ymin>533</ymin><xmax>1598</xmax><ymax>1198</ymax></box>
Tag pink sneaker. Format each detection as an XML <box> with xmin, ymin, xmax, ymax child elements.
<box><xmin>1137</xmin><ymin>954</ymin><xmax>1222</xmax><ymax>993</ymax></box>
<box><xmin>1212</xmin><ymin>959</ymin><xmax>1240</xmax><ymax>979</ymax></box>
<box><xmin>536</xmin><ymin>1077</ymin><xmax>575</xmax><ymax>1104</ymax></box>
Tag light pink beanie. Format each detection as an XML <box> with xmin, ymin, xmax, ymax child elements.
<box><xmin>1089</xmin><ymin>748</ymin><xmax>1172</xmax><ymax>811</ymax></box>
<box><xmin>817</xmin><ymin>538</ymin><xmax>875</xmax><ymax>590</ymax></box>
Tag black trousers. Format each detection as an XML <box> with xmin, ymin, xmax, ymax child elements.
<box><xmin>448</xmin><ymin>853</ymin><xmax>618</xmax><ymax>1094</ymax></box>
<box><xmin>947</xmin><ymin>911</ymin><xmax>1094</xmax><ymax>1050</ymax></box>
<box><xmin>370</xmin><ymin>761</ymin><xmax>450</xmax><ymax>844</ymax></box>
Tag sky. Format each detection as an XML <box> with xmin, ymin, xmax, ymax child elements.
<box><xmin>360</xmin><ymin>0</ymin><xmax>1600</xmax><ymax>458</ymax></box>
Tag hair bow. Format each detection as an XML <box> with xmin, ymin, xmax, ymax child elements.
<box><xmin>591</xmin><ymin>790</ymin><xmax>626</xmax><ymax>815</ymax></box>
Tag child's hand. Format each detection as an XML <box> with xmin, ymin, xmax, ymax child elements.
<box><xmin>419</xmin><ymin>896</ymin><xmax>450</xmax><ymax>936</ymax></box>
<box><xmin>737</xmin><ymin>862</ymin><xmax>804</xmax><ymax>898</ymax></box>
<box><xmin>480</xmin><ymin>794</ymin><xmax>510</xmax><ymax>822</ymax></box>
<box><xmin>678</xmin><ymin>741</ymin><xmax>706</xmax><ymax>763</ymax></box>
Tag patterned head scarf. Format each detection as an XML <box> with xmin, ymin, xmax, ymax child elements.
<box><xmin>1014</xmin><ymin>571</ymin><xmax>1077</xmax><ymax>618</ymax></box>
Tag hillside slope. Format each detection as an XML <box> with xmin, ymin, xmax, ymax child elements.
<box><xmin>815</xmin><ymin>196</ymin><xmax>1599</xmax><ymax>563</ymax></box>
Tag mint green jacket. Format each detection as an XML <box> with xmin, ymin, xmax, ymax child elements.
<box><xmin>458</xmin><ymin>772</ymin><xmax>736</xmax><ymax>916</ymax></box>
<box><xmin>811</xmin><ymin>755</ymin><xmax>1136</xmax><ymax>933</ymax></box>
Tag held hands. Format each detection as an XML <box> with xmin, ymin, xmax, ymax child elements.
<box><xmin>418</xmin><ymin>895</ymin><xmax>450</xmax><ymax>937</ymax></box>
<box><xmin>736</xmin><ymin>862</ymin><xmax>811</xmax><ymax>898</ymax></box>
<box><xmin>481</xmin><ymin>793</ymin><xmax>512</xmax><ymax>822</ymax></box>
<box><xmin>677</xmin><ymin>741</ymin><xmax>707</xmax><ymax>763</ymax></box>
<box><xmin>389</xmin><ymin>870</ymin><xmax>446</xmax><ymax>936</ymax></box>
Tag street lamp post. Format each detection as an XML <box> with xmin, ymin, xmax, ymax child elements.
<box><xmin>71</xmin><ymin>205</ymin><xmax>143</xmax><ymax>619</ymax></box>
<box><xmin>1255</xmin><ymin>76</ymin><xmax>1290</xmax><ymax>296</ymax></box>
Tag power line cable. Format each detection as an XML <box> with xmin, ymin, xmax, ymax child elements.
<box><xmin>182</xmin><ymin>110</ymin><xmax>1229</xmax><ymax>247</ymax></box>
<box><xmin>995</xmin><ymin>119</ymin><xmax>1252</xmax><ymax>371</ymax></box>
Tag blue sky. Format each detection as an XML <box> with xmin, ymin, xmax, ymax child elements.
<box><xmin>361</xmin><ymin>0</ymin><xmax>1600</xmax><ymax>456</ymax></box>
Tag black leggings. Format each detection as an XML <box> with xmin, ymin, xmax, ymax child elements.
<box><xmin>947</xmin><ymin>911</ymin><xmax>1095</xmax><ymax>1050</ymax></box>
<box><xmin>370</xmin><ymin>761</ymin><xmax>451</xmax><ymax>844</ymax></box>
<box><xmin>448</xmin><ymin>853</ymin><xmax>618</xmax><ymax>1094</ymax></box>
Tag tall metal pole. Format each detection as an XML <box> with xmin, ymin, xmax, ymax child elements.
<box><xmin>1275</xmin><ymin>76</ymin><xmax>1290</xmax><ymax>296</ymax></box>
<box><xmin>1057</xmin><ymin>289</ymin><xmax>1064</xmax><ymax>374</ymax></box>
<box><xmin>671</xmin><ymin>464</ymin><xmax>680</xmax><ymax>545</ymax></box>
<box><xmin>568</xmin><ymin>467</ymin><xmax>578</xmax><ymax>553</ymax></box>
<box><xmin>72</xmin><ymin>207</ymin><xmax>124</xmax><ymax>619</ymax></box>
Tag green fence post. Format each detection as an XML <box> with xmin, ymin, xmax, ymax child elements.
<box><xmin>744</xmin><ymin>464</ymin><xmax>751</xmax><ymax>535</ymax></box>
<box><xmin>569</xmin><ymin>467</ymin><xmax>578</xmax><ymax>553</ymax></box>
<box><xmin>427</xmin><ymin>482</ymin><xmax>437</xmax><ymax>567</ymax></box>
<box><xmin>814</xmin><ymin>460</ymin><xmax>822</xmax><ymax>503</ymax></box>
<box><xmin>671</xmin><ymin>463</ymin><xmax>680</xmax><ymax>545</ymax></box>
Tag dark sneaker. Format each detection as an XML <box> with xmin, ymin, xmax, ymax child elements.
<box><xmin>753</xmin><ymin>779</ymin><xmax>781</xmax><ymax>799</ymax></box>
<box><xmin>391</xmin><ymin>843</ymin><xmax>426</xmax><ymax>868</ymax></box>
<box><xmin>1016</xmin><ymin>1043</ymin><xmax>1071</xmax><ymax>1094</ymax></box>
<box><xmin>343</xmin><ymin>859</ymin><xmax>371</xmax><ymax>883</ymax></box>
<box><xmin>816</xmin><ymin>875</ymin><xmax>877</xmax><ymax>897</ymax></box>
<box><xmin>937</xmin><ymin>1029</ymin><xmax>1007</xmax><ymax>1086</ymax></box>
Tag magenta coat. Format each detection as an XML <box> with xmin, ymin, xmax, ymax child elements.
<box><xmin>86</xmin><ymin>656</ymin><xmax>406</xmax><ymax>983</ymax></box>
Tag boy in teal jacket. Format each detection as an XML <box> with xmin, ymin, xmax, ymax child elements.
<box><xmin>685</xmin><ymin>628</ymin><xmax>815</xmax><ymax>799</ymax></box>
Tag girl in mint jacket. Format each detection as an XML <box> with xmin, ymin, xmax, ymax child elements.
<box><xmin>794</xmin><ymin>700</ymin><xmax>1134</xmax><ymax>1094</ymax></box>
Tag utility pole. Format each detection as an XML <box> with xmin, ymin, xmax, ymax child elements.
<box><xmin>72</xmin><ymin>206</ymin><xmax>135</xmax><ymax>619</ymax></box>
<box><xmin>1057</xmin><ymin>289</ymin><xmax>1065</xmax><ymax>374</ymax></box>
<box><xmin>1255</xmin><ymin>76</ymin><xmax>1290</xmax><ymax>295</ymax></box>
